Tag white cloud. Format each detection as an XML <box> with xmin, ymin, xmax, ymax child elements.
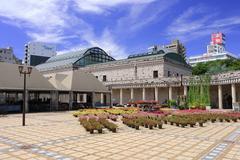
<box><xmin>116</xmin><ymin>0</ymin><xmax>178</xmax><ymax>33</ymax></box>
<box><xmin>0</xmin><ymin>0</ymin><xmax>162</xmax><ymax>59</ymax></box>
<box><xmin>0</xmin><ymin>0</ymin><xmax>63</xmax><ymax>26</ymax></box>
<box><xmin>59</xmin><ymin>28</ymin><xmax>127</xmax><ymax>59</ymax></box>
<box><xmin>0</xmin><ymin>0</ymin><xmax>71</xmax><ymax>43</ymax></box>
<box><xmin>208</xmin><ymin>17</ymin><xmax>240</xmax><ymax>28</ymax></box>
<box><xmin>85</xmin><ymin>29</ymin><xmax>127</xmax><ymax>59</ymax></box>
<box><xmin>0</xmin><ymin>0</ymin><xmax>130</xmax><ymax>58</ymax></box>
<box><xmin>74</xmin><ymin>0</ymin><xmax>155</xmax><ymax>14</ymax></box>
<box><xmin>27</xmin><ymin>32</ymin><xmax>78</xmax><ymax>44</ymax></box>
<box><xmin>166</xmin><ymin>5</ymin><xmax>240</xmax><ymax>42</ymax></box>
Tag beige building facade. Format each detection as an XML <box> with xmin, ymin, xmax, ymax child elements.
<box><xmin>36</xmin><ymin>47</ymin><xmax>240</xmax><ymax>110</ymax></box>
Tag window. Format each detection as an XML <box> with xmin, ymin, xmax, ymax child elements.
<box><xmin>134</xmin><ymin>65</ymin><xmax>137</xmax><ymax>78</ymax></box>
<box><xmin>77</xmin><ymin>94</ymin><xmax>84</xmax><ymax>103</ymax></box>
<box><xmin>80</xmin><ymin>95</ymin><xmax>84</xmax><ymax>102</ymax></box>
<box><xmin>168</xmin><ymin>71</ymin><xmax>171</xmax><ymax>77</ymax></box>
<box><xmin>103</xmin><ymin>75</ymin><xmax>107</xmax><ymax>82</ymax></box>
<box><xmin>153</xmin><ymin>70</ymin><xmax>158</xmax><ymax>78</ymax></box>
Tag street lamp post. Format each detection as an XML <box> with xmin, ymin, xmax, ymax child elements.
<box><xmin>18</xmin><ymin>65</ymin><xmax>32</xmax><ymax>126</ymax></box>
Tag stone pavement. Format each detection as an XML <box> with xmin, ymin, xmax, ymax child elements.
<box><xmin>0</xmin><ymin>112</ymin><xmax>240</xmax><ymax>160</ymax></box>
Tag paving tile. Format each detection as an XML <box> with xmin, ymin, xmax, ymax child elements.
<box><xmin>0</xmin><ymin>112</ymin><xmax>240</xmax><ymax>160</ymax></box>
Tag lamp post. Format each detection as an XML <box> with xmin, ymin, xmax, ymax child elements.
<box><xmin>18</xmin><ymin>65</ymin><xmax>32</xmax><ymax>126</ymax></box>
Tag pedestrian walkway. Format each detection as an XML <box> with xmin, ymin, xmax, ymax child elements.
<box><xmin>0</xmin><ymin>112</ymin><xmax>240</xmax><ymax>160</ymax></box>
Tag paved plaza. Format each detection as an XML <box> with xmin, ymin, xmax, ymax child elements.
<box><xmin>0</xmin><ymin>112</ymin><xmax>240</xmax><ymax>160</ymax></box>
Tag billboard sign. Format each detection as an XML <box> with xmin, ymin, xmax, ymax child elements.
<box><xmin>211</xmin><ymin>33</ymin><xmax>225</xmax><ymax>45</ymax></box>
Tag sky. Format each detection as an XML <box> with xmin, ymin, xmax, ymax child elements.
<box><xmin>0</xmin><ymin>0</ymin><xmax>240</xmax><ymax>60</ymax></box>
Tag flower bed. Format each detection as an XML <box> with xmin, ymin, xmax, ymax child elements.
<box><xmin>165</xmin><ymin>111</ymin><xmax>240</xmax><ymax>128</ymax></box>
<box><xmin>79</xmin><ymin>115</ymin><xmax>117</xmax><ymax>134</ymax></box>
<box><xmin>73</xmin><ymin>108</ymin><xmax>138</xmax><ymax>117</ymax></box>
<box><xmin>75</xmin><ymin>108</ymin><xmax>240</xmax><ymax>133</ymax></box>
<box><xmin>122</xmin><ymin>112</ymin><xmax>163</xmax><ymax>130</ymax></box>
<box><xmin>166</xmin><ymin>115</ymin><xmax>205</xmax><ymax>127</ymax></box>
<box><xmin>105</xmin><ymin>107</ymin><xmax>138</xmax><ymax>115</ymax></box>
<box><xmin>98</xmin><ymin>118</ymin><xmax>118</xmax><ymax>133</ymax></box>
<box><xmin>73</xmin><ymin>109</ymin><xmax>107</xmax><ymax>117</ymax></box>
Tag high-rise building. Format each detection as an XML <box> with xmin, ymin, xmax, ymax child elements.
<box><xmin>24</xmin><ymin>42</ymin><xmax>57</xmax><ymax>66</ymax></box>
<box><xmin>145</xmin><ymin>40</ymin><xmax>186</xmax><ymax>60</ymax></box>
<box><xmin>164</xmin><ymin>40</ymin><xmax>186</xmax><ymax>60</ymax></box>
<box><xmin>189</xmin><ymin>32</ymin><xmax>238</xmax><ymax>66</ymax></box>
<box><xmin>0</xmin><ymin>47</ymin><xmax>21</xmax><ymax>64</ymax></box>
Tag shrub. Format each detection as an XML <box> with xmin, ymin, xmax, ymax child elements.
<box><xmin>99</xmin><ymin>119</ymin><xmax>118</xmax><ymax>133</ymax></box>
<box><xmin>168</xmin><ymin>100</ymin><xmax>177</xmax><ymax>108</ymax></box>
<box><xmin>89</xmin><ymin>119</ymin><xmax>104</xmax><ymax>133</ymax></box>
<box><xmin>109</xmin><ymin>114</ymin><xmax>118</xmax><ymax>121</ymax></box>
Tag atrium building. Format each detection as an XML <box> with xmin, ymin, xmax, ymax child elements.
<box><xmin>36</xmin><ymin>45</ymin><xmax>240</xmax><ymax>110</ymax></box>
<box><xmin>37</xmin><ymin>46</ymin><xmax>192</xmax><ymax>106</ymax></box>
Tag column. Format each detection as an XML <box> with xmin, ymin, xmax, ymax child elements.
<box><xmin>109</xmin><ymin>89</ymin><xmax>113</xmax><ymax>107</ymax></box>
<box><xmin>142</xmin><ymin>88</ymin><xmax>146</xmax><ymax>101</ymax></box>
<box><xmin>109</xmin><ymin>92</ymin><xmax>112</xmax><ymax>107</ymax></box>
<box><xmin>231</xmin><ymin>83</ymin><xmax>236</xmax><ymax>104</ymax></box>
<box><xmin>169</xmin><ymin>86</ymin><xmax>173</xmax><ymax>100</ymax></box>
<box><xmin>83</xmin><ymin>94</ymin><xmax>87</xmax><ymax>103</ymax></box>
<box><xmin>100</xmin><ymin>93</ymin><xmax>104</xmax><ymax>104</ymax></box>
<box><xmin>154</xmin><ymin>87</ymin><xmax>158</xmax><ymax>102</ymax></box>
<box><xmin>130</xmin><ymin>88</ymin><xmax>134</xmax><ymax>100</ymax></box>
<box><xmin>50</xmin><ymin>91</ymin><xmax>59</xmax><ymax>111</ymax></box>
<box><xmin>218</xmin><ymin>85</ymin><xmax>223</xmax><ymax>109</ymax></box>
<box><xmin>3</xmin><ymin>92</ymin><xmax>7</xmax><ymax>103</ymax></box>
<box><xmin>69</xmin><ymin>91</ymin><xmax>74</xmax><ymax>110</ymax></box>
<box><xmin>15</xmin><ymin>92</ymin><xmax>18</xmax><ymax>102</ymax></box>
<box><xmin>92</xmin><ymin>92</ymin><xmax>95</xmax><ymax>108</ymax></box>
<box><xmin>120</xmin><ymin>89</ymin><xmax>123</xmax><ymax>105</ymax></box>
<box><xmin>184</xmin><ymin>86</ymin><xmax>188</xmax><ymax>96</ymax></box>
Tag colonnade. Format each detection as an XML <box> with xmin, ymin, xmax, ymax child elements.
<box><xmin>115</xmin><ymin>83</ymin><xmax>238</xmax><ymax>109</ymax></box>
<box><xmin>117</xmin><ymin>86</ymin><xmax>175</xmax><ymax>105</ymax></box>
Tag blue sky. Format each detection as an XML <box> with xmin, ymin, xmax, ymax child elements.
<box><xmin>0</xmin><ymin>0</ymin><xmax>240</xmax><ymax>60</ymax></box>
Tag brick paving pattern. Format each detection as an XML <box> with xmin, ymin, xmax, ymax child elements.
<box><xmin>0</xmin><ymin>112</ymin><xmax>240</xmax><ymax>160</ymax></box>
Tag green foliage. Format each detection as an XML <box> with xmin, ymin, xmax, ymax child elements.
<box><xmin>187</xmin><ymin>75</ymin><xmax>210</xmax><ymax>109</ymax></box>
<box><xmin>177</xmin><ymin>95</ymin><xmax>188</xmax><ymax>110</ymax></box>
<box><xmin>168</xmin><ymin>100</ymin><xmax>177</xmax><ymax>107</ymax></box>
<box><xmin>192</xmin><ymin>59</ymin><xmax>240</xmax><ymax>75</ymax></box>
<box><xmin>192</xmin><ymin>63</ymin><xmax>208</xmax><ymax>75</ymax></box>
<box><xmin>178</xmin><ymin>105</ymin><xmax>188</xmax><ymax>110</ymax></box>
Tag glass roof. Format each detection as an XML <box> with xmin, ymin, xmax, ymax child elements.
<box><xmin>36</xmin><ymin>47</ymin><xmax>115</xmax><ymax>71</ymax></box>
<box><xmin>36</xmin><ymin>46</ymin><xmax>189</xmax><ymax>72</ymax></box>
